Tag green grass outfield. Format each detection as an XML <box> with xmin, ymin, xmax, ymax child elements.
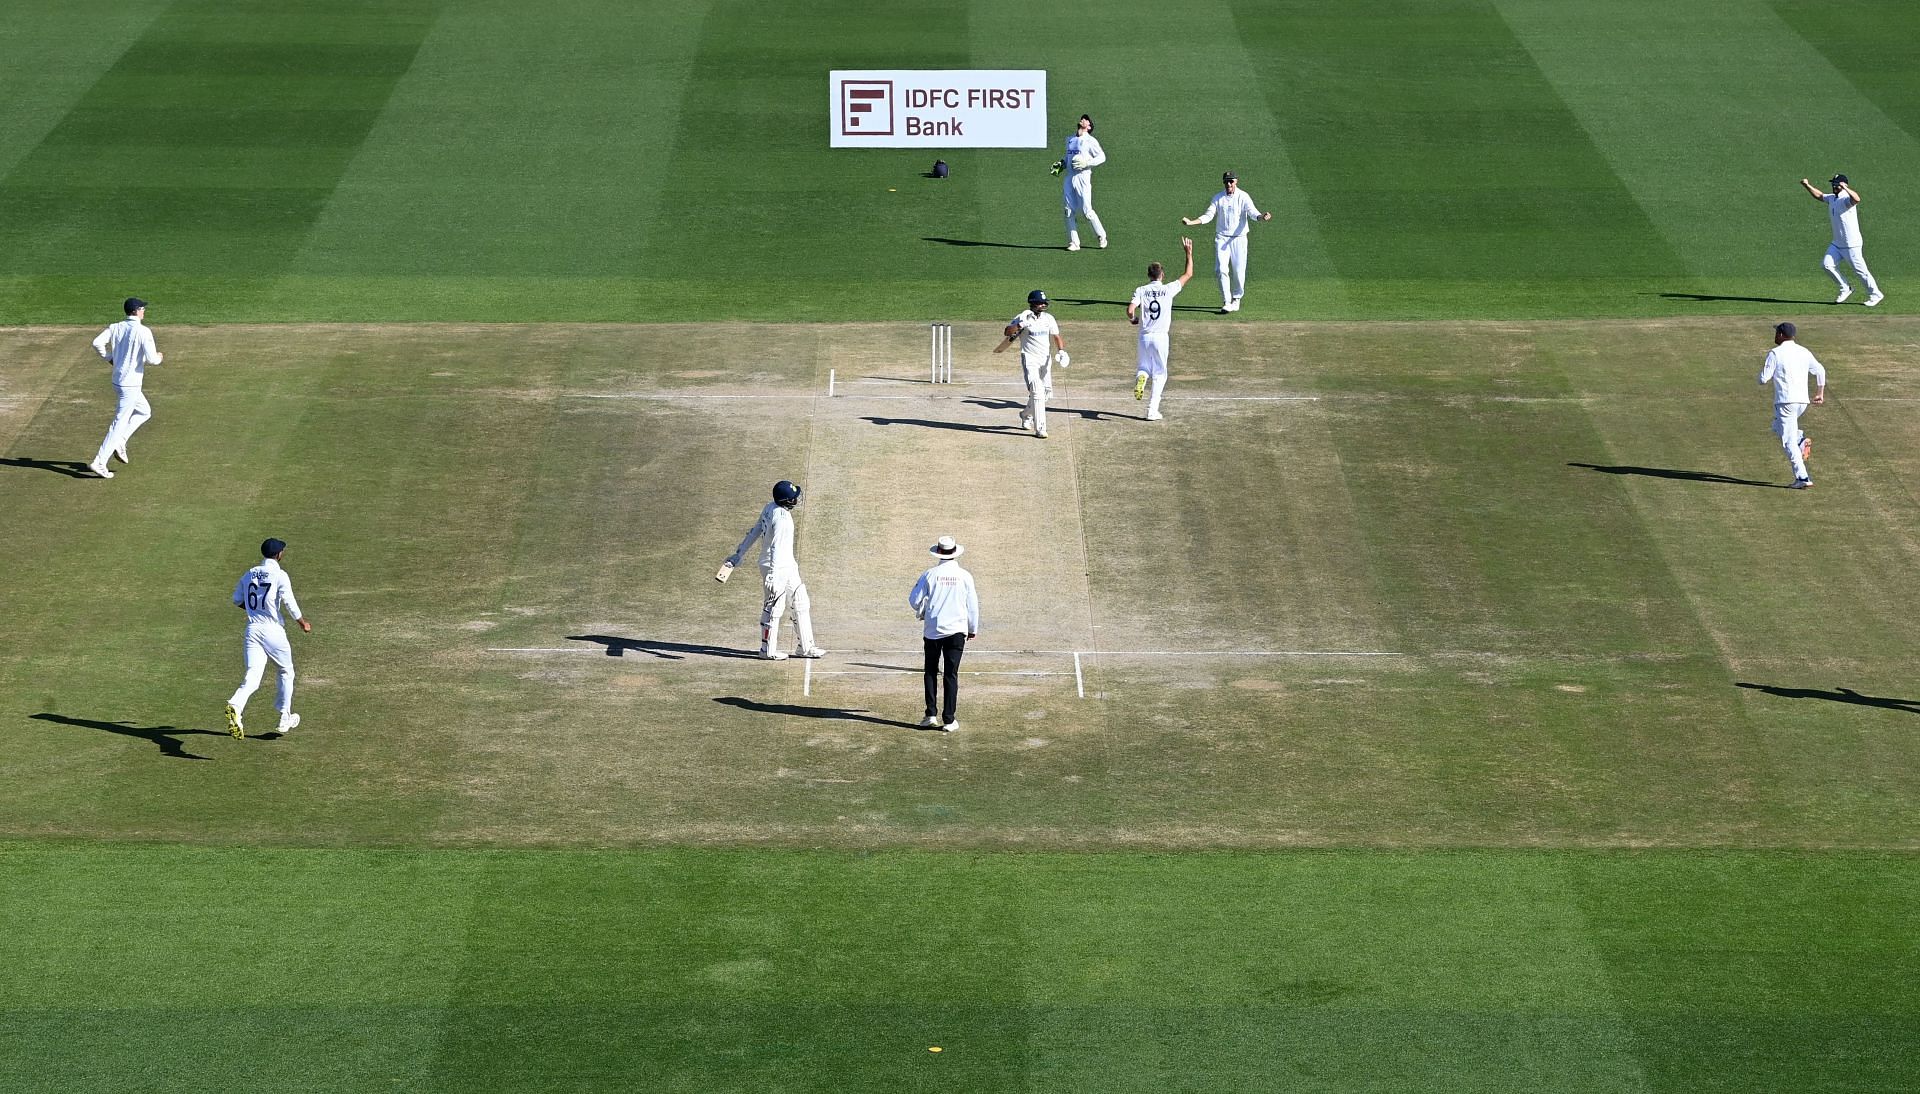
<box><xmin>4</xmin><ymin>1</ymin><xmax>1920</xmax><ymax>1090</ymax></box>
<box><xmin>1</xmin><ymin>0</ymin><xmax>1917</xmax><ymax>324</ymax></box>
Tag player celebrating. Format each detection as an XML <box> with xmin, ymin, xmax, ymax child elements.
<box><xmin>1128</xmin><ymin>239</ymin><xmax>1195</xmax><ymax>422</ymax></box>
<box><xmin>1800</xmin><ymin>174</ymin><xmax>1883</xmax><ymax>307</ymax></box>
<box><xmin>224</xmin><ymin>538</ymin><xmax>311</xmax><ymax>739</ymax></box>
<box><xmin>993</xmin><ymin>289</ymin><xmax>1066</xmax><ymax>439</ymax></box>
<box><xmin>1183</xmin><ymin>171</ymin><xmax>1273</xmax><ymax>313</ymax></box>
<box><xmin>1056</xmin><ymin>114</ymin><xmax>1107</xmax><ymax>252</ymax></box>
<box><xmin>722</xmin><ymin>480</ymin><xmax>824</xmax><ymax>660</ymax></box>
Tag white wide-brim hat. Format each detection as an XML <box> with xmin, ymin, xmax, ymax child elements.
<box><xmin>930</xmin><ymin>536</ymin><xmax>964</xmax><ymax>558</ymax></box>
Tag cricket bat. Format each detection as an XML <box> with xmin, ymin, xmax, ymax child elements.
<box><xmin>715</xmin><ymin>561</ymin><xmax>734</xmax><ymax>583</ymax></box>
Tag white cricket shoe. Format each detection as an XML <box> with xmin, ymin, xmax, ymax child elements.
<box><xmin>1145</xmin><ymin>410</ymin><xmax>1164</xmax><ymax>421</ymax></box>
<box><xmin>793</xmin><ymin>647</ymin><xmax>825</xmax><ymax>659</ymax></box>
<box><xmin>761</xmin><ymin>650</ymin><xmax>789</xmax><ymax>661</ymax></box>
<box><xmin>112</xmin><ymin>443</ymin><xmax>128</xmax><ymax>465</ymax></box>
<box><xmin>1066</xmin><ymin>241</ymin><xmax>1080</xmax><ymax>252</ymax></box>
<box><xmin>89</xmin><ymin>461</ymin><xmax>113</xmax><ymax>479</ymax></box>
<box><xmin>1098</xmin><ymin>237</ymin><xmax>1108</xmax><ymax>249</ymax></box>
<box><xmin>918</xmin><ymin>715</ymin><xmax>942</xmax><ymax>728</ymax></box>
<box><xmin>941</xmin><ymin>720</ymin><xmax>959</xmax><ymax>733</ymax></box>
<box><xmin>1036</xmin><ymin>426</ymin><xmax>1048</xmax><ymax>439</ymax></box>
<box><xmin>1866</xmin><ymin>292</ymin><xmax>1884</xmax><ymax>307</ymax></box>
<box><xmin>1835</xmin><ymin>286</ymin><xmax>1853</xmax><ymax>304</ymax></box>
<box><xmin>1018</xmin><ymin>413</ymin><xmax>1033</xmax><ymax>431</ymax></box>
<box><xmin>1226</xmin><ymin>297</ymin><xmax>1242</xmax><ymax>313</ymax></box>
<box><xmin>276</xmin><ymin>713</ymin><xmax>300</xmax><ymax>734</ymax></box>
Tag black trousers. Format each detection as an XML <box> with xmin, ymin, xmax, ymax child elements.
<box><xmin>923</xmin><ymin>632</ymin><xmax>967</xmax><ymax>722</ymax></box>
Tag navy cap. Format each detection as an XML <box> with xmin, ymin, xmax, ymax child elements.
<box><xmin>1222</xmin><ymin>171</ymin><xmax>1237</xmax><ymax>183</ymax></box>
<box><xmin>1830</xmin><ymin>174</ymin><xmax>1848</xmax><ymax>185</ymax></box>
<box><xmin>261</xmin><ymin>538</ymin><xmax>287</xmax><ymax>558</ymax></box>
<box><xmin>123</xmin><ymin>297</ymin><xmax>147</xmax><ymax>314</ymax></box>
<box><xmin>1775</xmin><ymin>322</ymin><xmax>1796</xmax><ymax>339</ymax></box>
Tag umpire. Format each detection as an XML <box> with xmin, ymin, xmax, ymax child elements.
<box><xmin>908</xmin><ymin>537</ymin><xmax>979</xmax><ymax>732</ymax></box>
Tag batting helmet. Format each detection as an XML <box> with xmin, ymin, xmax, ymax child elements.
<box><xmin>772</xmin><ymin>480</ymin><xmax>802</xmax><ymax>508</ymax></box>
<box><xmin>1028</xmin><ymin>289</ymin><xmax>1049</xmax><ymax>308</ymax></box>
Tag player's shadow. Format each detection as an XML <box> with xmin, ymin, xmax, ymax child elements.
<box><xmin>30</xmin><ymin>712</ymin><xmax>223</xmax><ymax>760</ymax></box>
<box><xmin>567</xmin><ymin>635</ymin><xmax>762</xmax><ymax>660</ymax></box>
<box><xmin>922</xmin><ymin>237</ymin><xmax>1060</xmax><ymax>251</ymax></box>
<box><xmin>0</xmin><ymin>456</ymin><xmax>95</xmax><ymax>478</ymax></box>
<box><xmin>1049</xmin><ymin>296</ymin><xmax>1129</xmax><ymax>308</ymax></box>
<box><xmin>1647</xmin><ymin>292</ymin><xmax>1832</xmax><ymax>306</ymax></box>
<box><xmin>1736</xmin><ymin>682</ymin><xmax>1920</xmax><ymax>713</ymax></box>
<box><xmin>713</xmin><ymin>697</ymin><xmax>923</xmax><ymax>730</ymax></box>
<box><xmin>1568</xmin><ymin>462</ymin><xmax>1780</xmax><ymax>488</ymax></box>
<box><xmin>961</xmin><ymin>398</ymin><xmax>1109</xmax><ymax>422</ymax></box>
<box><xmin>860</xmin><ymin>416</ymin><xmax>1026</xmax><ymax>434</ymax></box>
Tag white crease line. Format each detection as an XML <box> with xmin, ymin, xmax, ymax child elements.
<box><xmin>485</xmin><ymin>647</ymin><xmax>1405</xmax><ymax>657</ymax></box>
<box><xmin>813</xmin><ymin>670</ymin><xmax>1074</xmax><ymax>678</ymax></box>
<box><xmin>1074</xmin><ymin>651</ymin><xmax>1084</xmax><ymax>698</ymax></box>
<box><xmin>804</xmin><ymin>660</ymin><xmax>812</xmax><ymax>696</ymax></box>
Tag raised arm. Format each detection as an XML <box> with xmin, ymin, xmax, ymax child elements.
<box><xmin>1176</xmin><ymin>237</ymin><xmax>1195</xmax><ymax>287</ymax></box>
<box><xmin>1800</xmin><ymin>178</ymin><xmax>1824</xmax><ymax>199</ymax></box>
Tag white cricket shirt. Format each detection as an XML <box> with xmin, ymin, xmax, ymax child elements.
<box><xmin>1011</xmin><ymin>309</ymin><xmax>1059</xmax><ymax>364</ymax></box>
<box><xmin>909</xmin><ymin>561</ymin><xmax>980</xmax><ymax>640</ymax></box>
<box><xmin>730</xmin><ymin>501</ymin><xmax>799</xmax><ymax>576</ymax></box>
<box><xmin>1760</xmin><ymin>341</ymin><xmax>1826</xmax><ymax>404</ymax></box>
<box><xmin>1064</xmin><ymin>133</ymin><xmax>1105</xmax><ymax>174</ymax></box>
<box><xmin>1194</xmin><ymin>189</ymin><xmax>1265</xmax><ymax>240</ymax></box>
<box><xmin>92</xmin><ymin>317</ymin><xmax>161</xmax><ymax>387</ymax></box>
<box><xmin>233</xmin><ymin>559</ymin><xmax>302</xmax><ymax>628</ymax></box>
<box><xmin>1130</xmin><ymin>279</ymin><xmax>1183</xmax><ymax>335</ymax></box>
<box><xmin>1822</xmin><ymin>193</ymin><xmax>1862</xmax><ymax>248</ymax></box>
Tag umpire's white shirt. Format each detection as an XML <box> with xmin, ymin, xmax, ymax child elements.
<box><xmin>234</xmin><ymin>558</ymin><xmax>302</xmax><ymax>629</ymax></box>
<box><xmin>731</xmin><ymin>502</ymin><xmax>799</xmax><ymax>576</ymax></box>
<box><xmin>1011</xmin><ymin>309</ymin><xmax>1059</xmax><ymax>365</ymax></box>
<box><xmin>909</xmin><ymin>561</ymin><xmax>980</xmax><ymax>640</ymax></box>
<box><xmin>93</xmin><ymin>316</ymin><xmax>161</xmax><ymax>387</ymax></box>
<box><xmin>1760</xmin><ymin>341</ymin><xmax>1825</xmax><ymax>404</ymax></box>
<box><xmin>1194</xmin><ymin>190</ymin><xmax>1265</xmax><ymax>240</ymax></box>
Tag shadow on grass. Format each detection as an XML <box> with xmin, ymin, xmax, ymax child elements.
<box><xmin>923</xmin><ymin>237</ymin><xmax>1060</xmax><ymax>251</ymax></box>
<box><xmin>567</xmin><ymin>635</ymin><xmax>762</xmax><ymax>660</ymax></box>
<box><xmin>1647</xmin><ymin>292</ymin><xmax>1834</xmax><ymax>305</ymax></box>
<box><xmin>1568</xmin><ymin>462</ymin><xmax>1780</xmax><ymax>488</ymax></box>
<box><xmin>30</xmin><ymin>712</ymin><xmax>224</xmax><ymax>760</ymax></box>
<box><xmin>1736</xmin><ymin>683</ymin><xmax>1920</xmax><ymax>713</ymax></box>
<box><xmin>713</xmin><ymin>696</ymin><xmax>923</xmax><ymax>730</ymax></box>
<box><xmin>1</xmin><ymin>457</ymin><xmax>95</xmax><ymax>479</ymax></box>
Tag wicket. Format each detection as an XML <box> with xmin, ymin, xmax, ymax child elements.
<box><xmin>929</xmin><ymin>322</ymin><xmax>953</xmax><ymax>383</ymax></box>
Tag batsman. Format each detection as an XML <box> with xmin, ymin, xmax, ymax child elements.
<box><xmin>719</xmin><ymin>480</ymin><xmax>824</xmax><ymax>660</ymax></box>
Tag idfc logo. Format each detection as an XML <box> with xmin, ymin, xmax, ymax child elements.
<box><xmin>839</xmin><ymin>80</ymin><xmax>893</xmax><ymax>136</ymax></box>
<box><xmin>830</xmin><ymin>70</ymin><xmax>1047</xmax><ymax>148</ymax></box>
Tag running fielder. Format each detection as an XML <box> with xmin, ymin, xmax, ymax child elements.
<box><xmin>1055</xmin><ymin>113</ymin><xmax>1108</xmax><ymax>252</ymax></box>
<box><xmin>721</xmin><ymin>480</ymin><xmax>824</xmax><ymax>660</ymax></box>
<box><xmin>1182</xmin><ymin>171</ymin><xmax>1272</xmax><ymax>313</ymax></box>
<box><xmin>1800</xmin><ymin>174</ymin><xmax>1883</xmax><ymax>307</ymax></box>
<box><xmin>1759</xmin><ymin>322</ymin><xmax>1825</xmax><ymax>489</ymax></box>
<box><xmin>993</xmin><ymin>289</ymin><xmax>1066</xmax><ymax>439</ymax></box>
<box><xmin>224</xmin><ymin>537</ymin><xmax>311</xmax><ymax>739</ymax></box>
<box><xmin>1127</xmin><ymin>238</ymin><xmax>1195</xmax><ymax>421</ymax></box>
<box><xmin>88</xmin><ymin>297</ymin><xmax>164</xmax><ymax>479</ymax></box>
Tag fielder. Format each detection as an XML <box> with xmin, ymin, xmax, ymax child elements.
<box><xmin>225</xmin><ymin>538</ymin><xmax>311</xmax><ymax>739</ymax></box>
<box><xmin>1183</xmin><ymin>171</ymin><xmax>1273</xmax><ymax>313</ymax></box>
<box><xmin>1127</xmin><ymin>238</ymin><xmax>1196</xmax><ymax>421</ymax></box>
<box><xmin>993</xmin><ymin>289</ymin><xmax>1066</xmax><ymax>439</ymax></box>
<box><xmin>1801</xmin><ymin>175</ymin><xmax>1882</xmax><ymax>307</ymax></box>
<box><xmin>1055</xmin><ymin>113</ymin><xmax>1108</xmax><ymax>252</ymax></box>
<box><xmin>722</xmin><ymin>480</ymin><xmax>824</xmax><ymax>660</ymax></box>
<box><xmin>88</xmin><ymin>297</ymin><xmax>165</xmax><ymax>479</ymax></box>
<box><xmin>1759</xmin><ymin>322</ymin><xmax>1826</xmax><ymax>489</ymax></box>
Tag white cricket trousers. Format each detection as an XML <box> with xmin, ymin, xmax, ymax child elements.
<box><xmin>761</xmin><ymin>569</ymin><xmax>816</xmax><ymax>655</ymax></box>
<box><xmin>1020</xmin><ymin>353</ymin><xmax>1054</xmax><ymax>433</ymax></box>
<box><xmin>1063</xmin><ymin>172</ymin><xmax>1105</xmax><ymax>247</ymax></box>
<box><xmin>1773</xmin><ymin>401</ymin><xmax>1810</xmax><ymax>482</ymax></box>
<box><xmin>1136</xmin><ymin>331</ymin><xmax>1170</xmax><ymax>416</ymax></box>
<box><xmin>93</xmin><ymin>383</ymin><xmax>151</xmax><ymax>467</ymax></box>
<box><xmin>1822</xmin><ymin>244</ymin><xmax>1879</xmax><ymax>297</ymax></box>
<box><xmin>1214</xmin><ymin>234</ymin><xmax>1249</xmax><ymax>304</ymax></box>
<box><xmin>229</xmin><ymin>622</ymin><xmax>295</xmax><ymax>716</ymax></box>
